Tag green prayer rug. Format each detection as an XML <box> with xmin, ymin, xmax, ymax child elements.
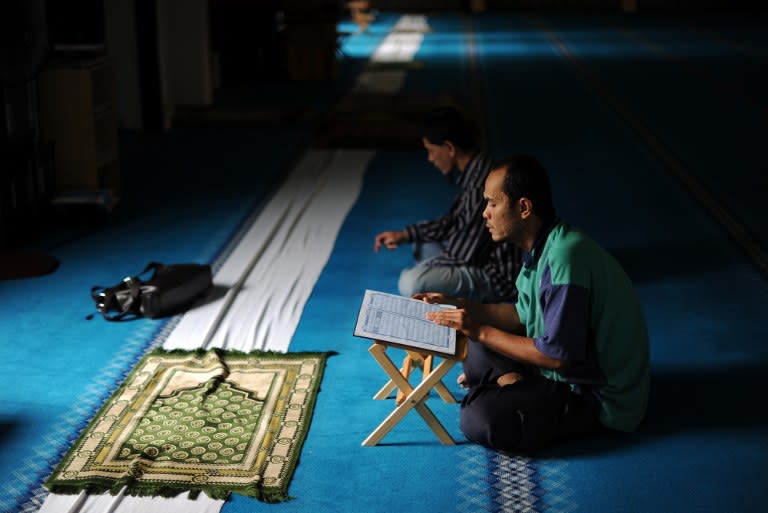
<box><xmin>45</xmin><ymin>348</ymin><xmax>328</xmax><ymax>503</ymax></box>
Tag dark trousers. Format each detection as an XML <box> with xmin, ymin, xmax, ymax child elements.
<box><xmin>460</xmin><ymin>340</ymin><xmax>604</xmax><ymax>454</ymax></box>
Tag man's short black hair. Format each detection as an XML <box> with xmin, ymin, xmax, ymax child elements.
<box><xmin>421</xmin><ymin>107</ymin><xmax>478</xmax><ymax>152</ymax></box>
<box><xmin>494</xmin><ymin>154</ymin><xmax>556</xmax><ymax>221</ymax></box>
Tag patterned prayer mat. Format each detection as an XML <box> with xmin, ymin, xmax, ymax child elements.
<box><xmin>45</xmin><ymin>349</ymin><xmax>328</xmax><ymax>503</ymax></box>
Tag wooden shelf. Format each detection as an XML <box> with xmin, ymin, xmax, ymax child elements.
<box><xmin>37</xmin><ymin>58</ymin><xmax>121</xmax><ymax>199</ymax></box>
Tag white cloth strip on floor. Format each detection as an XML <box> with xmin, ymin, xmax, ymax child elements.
<box><xmin>163</xmin><ymin>149</ymin><xmax>373</xmax><ymax>352</ymax></box>
<box><xmin>39</xmin><ymin>491</ymin><xmax>222</xmax><ymax>513</ymax></box>
<box><xmin>393</xmin><ymin>14</ymin><xmax>430</xmax><ymax>33</ymax></box>
<box><xmin>354</xmin><ymin>14</ymin><xmax>427</xmax><ymax>94</ymax></box>
<box><xmin>371</xmin><ymin>32</ymin><xmax>424</xmax><ymax>63</ymax></box>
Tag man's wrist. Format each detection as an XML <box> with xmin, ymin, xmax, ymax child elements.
<box><xmin>403</xmin><ymin>226</ymin><xmax>417</xmax><ymax>243</ymax></box>
<box><xmin>474</xmin><ymin>324</ymin><xmax>490</xmax><ymax>343</ymax></box>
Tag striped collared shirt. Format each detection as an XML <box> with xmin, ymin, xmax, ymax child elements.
<box><xmin>404</xmin><ymin>151</ymin><xmax>520</xmax><ymax>301</ymax></box>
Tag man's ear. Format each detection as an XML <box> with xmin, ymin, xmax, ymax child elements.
<box><xmin>444</xmin><ymin>140</ymin><xmax>456</xmax><ymax>157</ymax></box>
<box><xmin>518</xmin><ymin>197</ymin><xmax>533</xmax><ymax>219</ymax></box>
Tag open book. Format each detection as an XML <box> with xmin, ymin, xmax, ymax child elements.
<box><xmin>353</xmin><ymin>290</ymin><xmax>457</xmax><ymax>356</ymax></box>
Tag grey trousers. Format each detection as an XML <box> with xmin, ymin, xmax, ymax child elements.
<box><xmin>398</xmin><ymin>241</ymin><xmax>496</xmax><ymax>302</ymax></box>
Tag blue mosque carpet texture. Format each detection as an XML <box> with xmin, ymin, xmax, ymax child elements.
<box><xmin>2</xmin><ymin>10</ymin><xmax>768</xmax><ymax>513</ymax></box>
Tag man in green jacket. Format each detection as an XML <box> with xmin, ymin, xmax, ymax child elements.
<box><xmin>420</xmin><ymin>154</ymin><xmax>649</xmax><ymax>453</ymax></box>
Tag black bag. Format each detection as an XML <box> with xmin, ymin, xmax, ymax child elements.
<box><xmin>89</xmin><ymin>262</ymin><xmax>213</xmax><ymax>321</ymax></box>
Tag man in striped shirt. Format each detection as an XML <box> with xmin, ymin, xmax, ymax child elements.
<box><xmin>373</xmin><ymin>107</ymin><xmax>519</xmax><ymax>302</ymax></box>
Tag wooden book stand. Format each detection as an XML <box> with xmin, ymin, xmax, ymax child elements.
<box><xmin>362</xmin><ymin>337</ymin><xmax>467</xmax><ymax>446</ymax></box>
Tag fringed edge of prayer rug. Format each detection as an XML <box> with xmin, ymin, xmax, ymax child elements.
<box><xmin>44</xmin><ymin>348</ymin><xmax>332</xmax><ymax>503</ymax></box>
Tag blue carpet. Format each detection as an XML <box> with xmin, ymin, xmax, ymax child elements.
<box><xmin>3</xmin><ymin>10</ymin><xmax>768</xmax><ymax>513</ymax></box>
<box><xmin>536</xmin><ymin>12</ymin><xmax>768</xmax><ymax>258</ymax></box>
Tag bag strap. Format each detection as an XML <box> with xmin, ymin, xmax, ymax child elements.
<box><xmin>87</xmin><ymin>285</ymin><xmax>116</xmax><ymax>320</ymax></box>
<box><xmin>85</xmin><ymin>262</ymin><xmax>164</xmax><ymax>321</ymax></box>
<box><xmin>101</xmin><ymin>276</ymin><xmax>143</xmax><ymax>321</ymax></box>
<box><xmin>140</xmin><ymin>261</ymin><xmax>163</xmax><ymax>277</ymax></box>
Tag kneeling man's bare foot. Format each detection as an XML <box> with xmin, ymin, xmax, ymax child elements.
<box><xmin>457</xmin><ymin>373</ymin><xmax>468</xmax><ymax>389</ymax></box>
<box><xmin>497</xmin><ymin>372</ymin><xmax>524</xmax><ymax>387</ymax></box>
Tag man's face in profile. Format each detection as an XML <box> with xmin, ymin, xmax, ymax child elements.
<box><xmin>422</xmin><ymin>137</ymin><xmax>454</xmax><ymax>176</ymax></box>
<box><xmin>483</xmin><ymin>167</ymin><xmax>518</xmax><ymax>243</ymax></box>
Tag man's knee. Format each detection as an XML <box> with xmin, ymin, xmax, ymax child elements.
<box><xmin>460</xmin><ymin>390</ymin><xmax>525</xmax><ymax>452</ymax></box>
<box><xmin>398</xmin><ymin>267</ymin><xmax>421</xmax><ymax>297</ymax></box>
<box><xmin>460</xmin><ymin>385</ymin><xmax>558</xmax><ymax>454</ymax></box>
<box><xmin>398</xmin><ymin>265</ymin><xmax>438</xmax><ymax>297</ymax></box>
<box><xmin>463</xmin><ymin>340</ymin><xmax>531</xmax><ymax>388</ymax></box>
